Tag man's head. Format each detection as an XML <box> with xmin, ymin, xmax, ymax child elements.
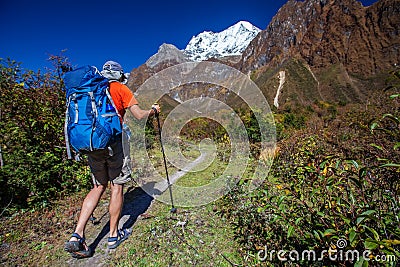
<box><xmin>101</xmin><ymin>60</ymin><xmax>127</xmax><ymax>83</ymax></box>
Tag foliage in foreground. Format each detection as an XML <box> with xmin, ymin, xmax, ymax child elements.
<box><xmin>0</xmin><ymin>57</ymin><xmax>91</xmax><ymax>213</ymax></box>
<box><xmin>219</xmin><ymin>70</ymin><xmax>400</xmax><ymax>266</ymax></box>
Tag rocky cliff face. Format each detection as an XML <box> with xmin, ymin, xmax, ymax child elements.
<box><xmin>145</xmin><ymin>43</ymin><xmax>190</xmax><ymax>69</ymax></box>
<box><xmin>239</xmin><ymin>0</ymin><xmax>400</xmax><ymax>76</ymax></box>
<box><xmin>127</xmin><ymin>44</ymin><xmax>188</xmax><ymax>92</ymax></box>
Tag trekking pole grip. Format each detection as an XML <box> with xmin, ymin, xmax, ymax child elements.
<box><xmin>152</xmin><ymin>103</ymin><xmax>159</xmax><ymax>117</ymax></box>
<box><xmin>152</xmin><ymin>107</ymin><xmax>159</xmax><ymax>117</ymax></box>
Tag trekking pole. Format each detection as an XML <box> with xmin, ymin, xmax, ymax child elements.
<box><xmin>154</xmin><ymin>107</ymin><xmax>177</xmax><ymax>213</ymax></box>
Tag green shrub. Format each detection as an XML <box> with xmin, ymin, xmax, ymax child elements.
<box><xmin>0</xmin><ymin>57</ymin><xmax>90</xmax><ymax>214</ymax></box>
<box><xmin>283</xmin><ymin>112</ymin><xmax>305</xmax><ymax>129</ymax></box>
<box><xmin>219</xmin><ymin>71</ymin><xmax>400</xmax><ymax>266</ymax></box>
<box><xmin>221</xmin><ymin>134</ymin><xmax>399</xmax><ymax>266</ymax></box>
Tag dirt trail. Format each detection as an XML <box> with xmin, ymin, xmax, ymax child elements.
<box><xmin>66</xmin><ymin>152</ymin><xmax>207</xmax><ymax>266</ymax></box>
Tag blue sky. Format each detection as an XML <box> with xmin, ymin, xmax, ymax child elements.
<box><xmin>0</xmin><ymin>0</ymin><xmax>378</xmax><ymax>73</ymax></box>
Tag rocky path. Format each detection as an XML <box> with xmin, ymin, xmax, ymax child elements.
<box><xmin>66</xmin><ymin>152</ymin><xmax>208</xmax><ymax>266</ymax></box>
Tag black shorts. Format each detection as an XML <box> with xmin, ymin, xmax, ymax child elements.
<box><xmin>87</xmin><ymin>138</ymin><xmax>132</xmax><ymax>185</ymax></box>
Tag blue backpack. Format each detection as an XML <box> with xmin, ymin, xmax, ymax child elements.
<box><xmin>63</xmin><ymin>65</ymin><xmax>122</xmax><ymax>160</ymax></box>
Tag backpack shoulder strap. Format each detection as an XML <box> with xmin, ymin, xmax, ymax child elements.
<box><xmin>105</xmin><ymin>84</ymin><xmax>123</xmax><ymax>122</ymax></box>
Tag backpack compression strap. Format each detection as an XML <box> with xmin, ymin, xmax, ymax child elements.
<box><xmin>87</xmin><ymin>91</ymin><xmax>98</xmax><ymax>151</ymax></box>
<box><xmin>64</xmin><ymin>94</ymin><xmax>82</xmax><ymax>161</ymax></box>
<box><xmin>64</xmin><ymin>96</ymin><xmax>73</xmax><ymax>160</ymax></box>
<box><xmin>72</xmin><ymin>94</ymin><xmax>79</xmax><ymax>123</ymax></box>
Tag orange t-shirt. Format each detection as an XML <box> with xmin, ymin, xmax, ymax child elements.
<box><xmin>109</xmin><ymin>82</ymin><xmax>138</xmax><ymax>121</ymax></box>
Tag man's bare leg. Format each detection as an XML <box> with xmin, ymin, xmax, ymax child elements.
<box><xmin>108</xmin><ymin>183</ymin><xmax>124</xmax><ymax>242</ymax></box>
<box><xmin>69</xmin><ymin>184</ymin><xmax>106</xmax><ymax>242</ymax></box>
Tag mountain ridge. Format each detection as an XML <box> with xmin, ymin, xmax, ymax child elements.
<box><xmin>127</xmin><ymin>0</ymin><xmax>400</xmax><ymax>109</ymax></box>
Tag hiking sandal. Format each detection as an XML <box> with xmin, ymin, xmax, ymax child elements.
<box><xmin>108</xmin><ymin>228</ymin><xmax>131</xmax><ymax>249</ymax></box>
<box><xmin>64</xmin><ymin>233</ymin><xmax>85</xmax><ymax>253</ymax></box>
<box><xmin>70</xmin><ymin>245</ymin><xmax>92</xmax><ymax>259</ymax></box>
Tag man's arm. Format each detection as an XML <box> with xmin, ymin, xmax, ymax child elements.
<box><xmin>128</xmin><ymin>104</ymin><xmax>160</xmax><ymax>120</ymax></box>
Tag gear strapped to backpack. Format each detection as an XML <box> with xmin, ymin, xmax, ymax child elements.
<box><xmin>64</xmin><ymin>65</ymin><xmax>122</xmax><ymax>160</ymax></box>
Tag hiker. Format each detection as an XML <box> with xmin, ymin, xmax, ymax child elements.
<box><xmin>64</xmin><ymin>61</ymin><xmax>160</xmax><ymax>258</ymax></box>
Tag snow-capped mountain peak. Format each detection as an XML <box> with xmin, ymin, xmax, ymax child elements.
<box><xmin>183</xmin><ymin>21</ymin><xmax>261</xmax><ymax>61</ymax></box>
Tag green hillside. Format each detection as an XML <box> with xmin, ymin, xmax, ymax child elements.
<box><xmin>0</xmin><ymin>56</ymin><xmax>398</xmax><ymax>266</ymax></box>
